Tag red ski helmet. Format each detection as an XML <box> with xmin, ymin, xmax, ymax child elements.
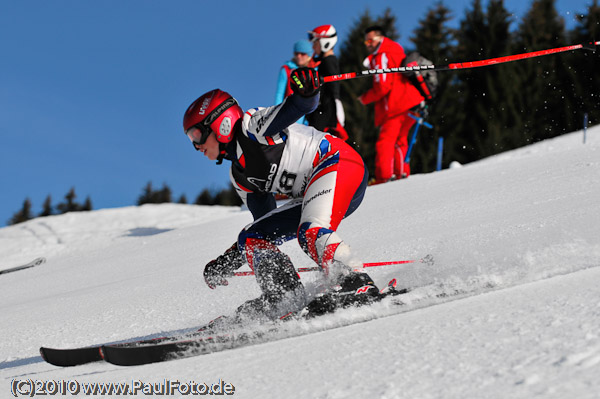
<box><xmin>183</xmin><ymin>89</ymin><xmax>243</xmax><ymax>145</ymax></box>
<box><xmin>308</xmin><ymin>25</ymin><xmax>338</xmax><ymax>52</ymax></box>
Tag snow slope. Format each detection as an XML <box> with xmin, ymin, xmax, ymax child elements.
<box><xmin>1</xmin><ymin>127</ymin><xmax>599</xmax><ymax>398</ymax></box>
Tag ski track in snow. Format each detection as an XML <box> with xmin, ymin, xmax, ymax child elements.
<box><xmin>0</xmin><ymin>127</ymin><xmax>599</xmax><ymax>398</ymax></box>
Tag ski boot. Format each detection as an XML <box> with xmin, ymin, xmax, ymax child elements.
<box><xmin>302</xmin><ymin>271</ymin><xmax>381</xmax><ymax>317</ymax></box>
<box><xmin>233</xmin><ymin>250</ymin><xmax>307</xmax><ymax>323</ymax></box>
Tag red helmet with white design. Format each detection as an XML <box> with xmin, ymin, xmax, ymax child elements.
<box><xmin>308</xmin><ymin>24</ymin><xmax>338</xmax><ymax>52</ymax></box>
<box><xmin>183</xmin><ymin>89</ymin><xmax>243</xmax><ymax>145</ymax></box>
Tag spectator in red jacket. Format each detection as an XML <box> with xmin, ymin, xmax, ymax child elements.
<box><xmin>358</xmin><ymin>26</ymin><xmax>424</xmax><ymax>183</ymax></box>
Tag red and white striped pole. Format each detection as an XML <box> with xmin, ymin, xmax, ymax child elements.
<box><xmin>233</xmin><ymin>255</ymin><xmax>433</xmax><ymax>277</ymax></box>
<box><xmin>322</xmin><ymin>41</ymin><xmax>599</xmax><ymax>84</ymax></box>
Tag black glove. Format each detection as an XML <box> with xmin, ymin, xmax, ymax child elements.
<box><xmin>203</xmin><ymin>242</ymin><xmax>245</xmax><ymax>289</ymax></box>
<box><xmin>290</xmin><ymin>67</ymin><xmax>321</xmax><ymax>97</ymax></box>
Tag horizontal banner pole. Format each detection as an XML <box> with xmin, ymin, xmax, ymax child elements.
<box><xmin>322</xmin><ymin>41</ymin><xmax>599</xmax><ymax>83</ymax></box>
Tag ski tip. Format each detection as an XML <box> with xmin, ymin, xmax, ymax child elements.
<box><xmin>380</xmin><ymin>278</ymin><xmax>398</xmax><ymax>294</ymax></box>
<box><xmin>279</xmin><ymin>311</ymin><xmax>296</xmax><ymax>322</ymax></box>
<box><xmin>39</xmin><ymin>346</ymin><xmax>103</xmax><ymax>367</ymax></box>
<box><xmin>33</xmin><ymin>257</ymin><xmax>47</xmax><ymax>266</ymax></box>
<box><xmin>39</xmin><ymin>347</ymin><xmax>48</xmax><ymax>362</ymax></box>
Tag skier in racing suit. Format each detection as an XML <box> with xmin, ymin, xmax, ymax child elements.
<box><xmin>182</xmin><ymin>68</ymin><xmax>379</xmax><ymax>319</ymax></box>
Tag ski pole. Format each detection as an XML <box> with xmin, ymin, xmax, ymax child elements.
<box><xmin>233</xmin><ymin>256</ymin><xmax>433</xmax><ymax>277</ymax></box>
<box><xmin>322</xmin><ymin>41</ymin><xmax>599</xmax><ymax>83</ymax></box>
<box><xmin>405</xmin><ymin>112</ymin><xmax>433</xmax><ymax>163</ymax></box>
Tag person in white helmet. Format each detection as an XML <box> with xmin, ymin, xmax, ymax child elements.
<box><xmin>306</xmin><ymin>24</ymin><xmax>348</xmax><ymax>141</ymax></box>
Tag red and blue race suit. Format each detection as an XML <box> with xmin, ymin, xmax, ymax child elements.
<box><xmin>225</xmin><ymin>93</ymin><xmax>368</xmax><ymax>278</ymax></box>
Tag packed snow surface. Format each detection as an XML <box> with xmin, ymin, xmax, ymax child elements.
<box><xmin>1</xmin><ymin>127</ymin><xmax>599</xmax><ymax>398</ymax></box>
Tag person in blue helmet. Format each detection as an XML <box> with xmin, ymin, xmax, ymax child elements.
<box><xmin>274</xmin><ymin>40</ymin><xmax>313</xmax><ymax>126</ymax></box>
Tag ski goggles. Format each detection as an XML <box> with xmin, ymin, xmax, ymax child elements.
<box><xmin>364</xmin><ymin>36</ymin><xmax>381</xmax><ymax>46</ymax></box>
<box><xmin>307</xmin><ymin>31</ymin><xmax>336</xmax><ymax>42</ymax></box>
<box><xmin>185</xmin><ymin>123</ymin><xmax>211</xmax><ymax>150</ymax></box>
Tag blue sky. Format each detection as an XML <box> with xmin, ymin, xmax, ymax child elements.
<box><xmin>1</xmin><ymin>0</ymin><xmax>592</xmax><ymax>226</ymax></box>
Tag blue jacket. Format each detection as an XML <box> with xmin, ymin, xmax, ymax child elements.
<box><xmin>274</xmin><ymin>60</ymin><xmax>307</xmax><ymax>125</ymax></box>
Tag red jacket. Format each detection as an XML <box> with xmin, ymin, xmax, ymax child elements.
<box><xmin>360</xmin><ymin>37</ymin><xmax>424</xmax><ymax>127</ymax></box>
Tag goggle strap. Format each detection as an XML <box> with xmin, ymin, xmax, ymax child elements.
<box><xmin>308</xmin><ymin>31</ymin><xmax>337</xmax><ymax>41</ymax></box>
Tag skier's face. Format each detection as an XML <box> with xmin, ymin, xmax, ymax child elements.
<box><xmin>311</xmin><ymin>40</ymin><xmax>322</xmax><ymax>56</ymax></box>
<box><xmin>193</xmin><ymin>131</ymin><xmax>220</xmax><ymax>160</ymax></box>
<box><xmin>364</xmin><ymin>31</ymin><xmax>382</xmax><ymax>54</ymax></box>
<box><xmin>294</xmin><ymin>52</ymin><xmax>311</xmax><ymax>67</ymax></box>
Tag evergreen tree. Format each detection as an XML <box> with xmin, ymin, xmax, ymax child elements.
<box><xmin>39</xmin><ymin>195</ymin><xmax>53</xmax><ymax>217</ymax></box>
<box><xmin>409</xmin><ymin>1</ymin><xmax>456</xmax><ymax>171</ymax></box>
<box><xmin>177</xmin><ymin>194</ymin><xmax>188</xmax><ymax>204</ymax></box>
<box><xmin>515</xmin><ymin>0</ymin><xmax>576</xmax><ymax>141</ymax></box>
<box><xmin>81</xmin><ymin>196</ymin><xmax>93</xmax><ymax>211</ymax></box>
<box><xmin>482</xmin><ymin>0</ymin><xmax>523</xmax><ymax>152</ymax></box>
<box><xmin>450</xmin><ymin>0</ymin><xmax>523</xmax><ymax>163</ymax></box>
<box><xmin>9</xmin><ymin>198</ymin><xmax>33</xmax><ymax>225</ymax></box>
<box><xmin>194</xmin><ymin>186</ymin><xmax>243</xmax><ymax>206</ymax></box>
<box><xmin>195</xmin><ymin>188</ymin><xmax>216</xmax><ymax>205</ymax></box>
<box><xmin>137</xmin><ymin>182</ymin><xmax>155</xmax><ymax>205</ymax></box>
<box><xmin>158</xmin><ymin>184</ymin><xmax>172</xmax><ymax>203</ymax></box>
<box><xmin>570</xmin><ymin>0</ymin><xmax>600</xmax><ymax>126</ymax></box>
<box><xmin>137</xmin><ymin>182</ymin><xmax>173</xmax><ymax>205</ymax></box>
<box><xmin>451</xmin><ymin>0</ymin><xmax>487</xmax><ymax>164</ymax></box>
<box><xmin>410</xmin><ymin>1</ymin><xmax>454</xmax><ymax>62</ymax></box>
<box><xmin>56</xmin><ymin>187</ymin><xmax>82</xmax><ymax>214</ymax></box>
<box><xmin>213</xmin><ymin>186</ymin><xmax>243</xmax><ymax>206</ymax></box>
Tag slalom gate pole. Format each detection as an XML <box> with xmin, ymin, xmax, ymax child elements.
<box><xmin>584</xmin><ymin>113</ymin><xmax>589</xmax><ymax>144</ymax></box>
<box><xmin>322</xmin><ymin>41</ymin><xmax>599</xmax><ymax>84</ymax></box>
<box><xmin>233</xmin><ymin>257</ymin><xmax>431</xmax><ymax>277</ymax></box>
<box><xmin>436</xmin><ymin>137</ymin><xmax>444</xmax><ymax>171</ymax></box>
